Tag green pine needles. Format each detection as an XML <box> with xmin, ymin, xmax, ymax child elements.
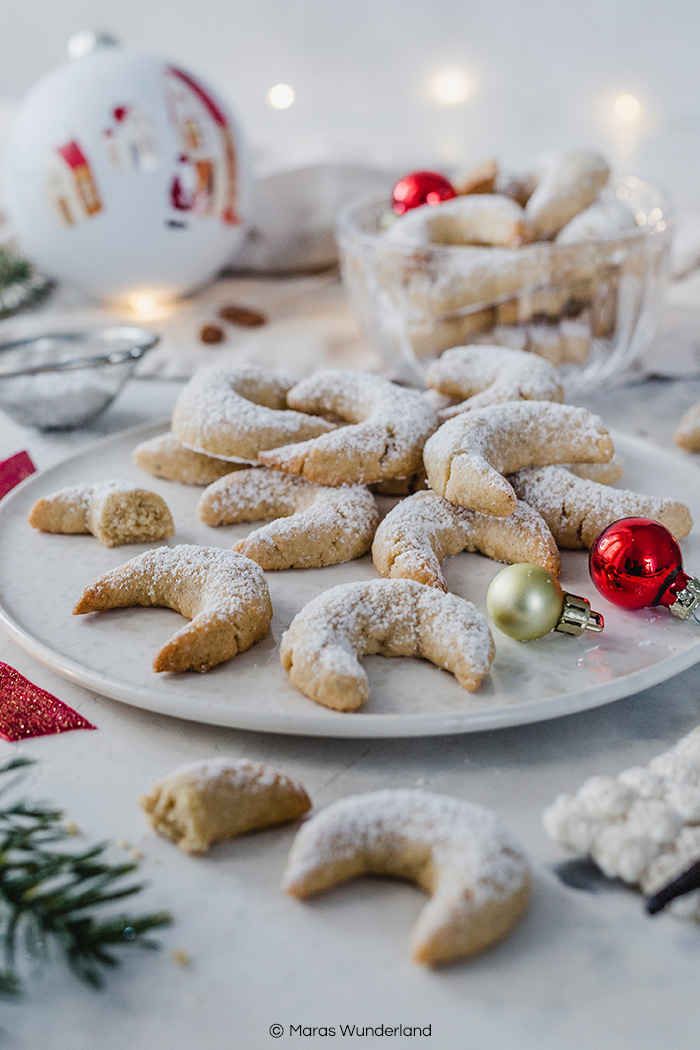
<box><xmin>0</xmin><ymin>757</ymin><xmax>171</xmax><ymax>995</ymax></box>
<box><xmin>0</xmin><ymin>244</ymin><xmax>49</xmax><ymax>317</ymax></box>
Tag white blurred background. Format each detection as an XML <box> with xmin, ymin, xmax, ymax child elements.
<box><xmin>0</xmin><ymin>0</ymin><xmax>698</xmax><ymax>203</ymax></box>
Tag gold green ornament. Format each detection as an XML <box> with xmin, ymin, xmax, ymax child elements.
<box><xmin>486</xmin><ymin>563</ymin><xmax>604</xmax><ymax>641</ymax></box>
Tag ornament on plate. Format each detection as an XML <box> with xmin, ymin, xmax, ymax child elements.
<box><xmin>2</xmin><ymin>32</ymin><xmax>250</xmax><ymax>302</ymax></box>
<box><xmin>589</xmin><ymin>517</ymin><xmax>700</xmax><ymax>623</ymax></box>
<box><xmin>391</xmin><ymin>170</ymin><xmax>456</xmax><ymax>215</ymax></box>
<box><xmin>487</xmin><ymin>563</ymin><xmax>604</xmax><ymax>641</ymax></box>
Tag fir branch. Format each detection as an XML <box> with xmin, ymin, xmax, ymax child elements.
<box><xmin>0</xmin><ymin>244</ymin><xmax>51</xmax><ymax>316</ymax></box>
<box><xmin>0</xmin><ymin>758</ymin><xmax>172</xmax><ymax>995</ymax></box>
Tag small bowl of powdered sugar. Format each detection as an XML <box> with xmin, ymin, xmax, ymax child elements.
<box><xmin>0</xmin><ymin>326</ymin><xmax>158</xmax><ymax>430</ymax></box>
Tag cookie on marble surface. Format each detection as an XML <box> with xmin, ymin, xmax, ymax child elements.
<box><xmin>133</xmin><ymin>432</ymin><xmax>246</xmax><ymax>485</ymax></box>
<box><xmin>372</xmin><ymin>490</ymin><xmax>561</xmax><ymax>589</ymax></box>
<box><xmin>73</xmin><ymin>545</ymin><xmax>272</xmax><ymax>673</ymax></box>
<box><xmin>28</xmin><ymin>480</ymin><xmax>174</xmax><ymax>547</ymax></box>
<box><xmin>141</xmin><ymin>757</ymin><xmax>311</xmax><ymax>854</ymax></box>
<box><xmin>280</xmin><ymin>578</ymin><xmax>494</xmax><ymax>711</ymax></box>
<box><xmin>283</xmin><ymin>789</ymin><xmax>531</xmax><ymax>965</ymax></box>
<box><xmin>422</xmin><ymin>401</ymin><xmax>614</xmax><ymax>517</ymax></box>
<box><xmin>198</xmin><ymin>468</ymin><xmax>379</xmax><ymax>569</ymax></box>
<box><xmin>509</xmin><ymin>465</ymin><xmax>692</xmax><ymax>548</ymax></box>
<box><xmin>171</xmin><ymin>366</ymin><xmax>335</xmax><ymax>462</ymax></box>
<box><xmin>258</xmin><ymin>369</ymin><xmax>437</xmax><ymax>486</ymax></box>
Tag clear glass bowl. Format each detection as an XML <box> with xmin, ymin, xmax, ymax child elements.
<box><xmin>336</xmin><ymin>177</ymin><xmax>674</xmax><ymax>394</ymax></box>
<box><xmin>0</xmin><ymin>326</ymin><xmax>158</xmax><ymax>430</ymax></box>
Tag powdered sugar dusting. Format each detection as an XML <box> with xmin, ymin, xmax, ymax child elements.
<box><xmin>171</xmin><ymin>366</ymin><xmax>335</xmax><ymax>461</ymax></box>
<box><xmin>425</xmin><ymin>401</ymin><xmax>612</xmax><ymax>475</ymax></box>
<box><xmin>198</xmin><ymin>468</ymin><xmax>379</xmax><ymax>569</ymax></box>
<box><xmin>281</xmin><ymin>578</ymin><xmax>494</xmax><ymax>706</ymax></box>
<box><xmin>372</xmin><ymin>489</ymin><xmax>560</xmax><ymax>584</ymax></box>
<box><xmin>260</xmin><ymin>369</ymin><xmax>437</xmax><ymax>484</ymax></box>
<box><xmin>425</xmin><ymin>345</ymin><xmax>564</xmax><ymax>416</ymax></box>
<box><xmin>509</xmin><ymin>465</ymin><xmax>692</xmax><ymax>548</ymax></box>
<box><xmin>151</xmin><ymin>756</ymin><xmax>289</xmax><ymax>793</ymax></box>
<box><xmin>284</xmin><ymin>788</ymin><xmax>529</xmax><ymax>908</ymax></box>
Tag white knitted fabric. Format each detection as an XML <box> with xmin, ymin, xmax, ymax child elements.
<box><xmin>544</xmin><ymin>725</ymin><xmax>700</xmax><ymax>918</ymax></box>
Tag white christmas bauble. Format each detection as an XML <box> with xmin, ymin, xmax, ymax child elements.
<box><xmin>3</xmin><ymin>40</ymin><xmax>250</xmax><ymax>301</ymax></box>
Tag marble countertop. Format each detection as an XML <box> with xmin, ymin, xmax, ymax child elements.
<box><xmin>3</xmin><ymin>370</ymin><xmax>700</xmax><ymax>1050</ymax></box>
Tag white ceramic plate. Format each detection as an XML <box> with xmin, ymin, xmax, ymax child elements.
<box><xmin>0</xmin><ymin>421</ymin><xmax>699</xmax><ymax>738</ymax></box>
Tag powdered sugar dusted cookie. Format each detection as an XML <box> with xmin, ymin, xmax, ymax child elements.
<box><xmin>198</xmin><ymin>468</ymin><xmax>379</xmax><ymax>569</ymax></box>
<box><xmin>424</xmin><ymin>345</ymin><xmax>564</xmax><ymax>417</ymax></box>
<box><xmin>675</xmin><ymin>402</ymin><xmax>700</xmax><ymax>453</ymax></box>
<box><xmin>140</xmin><ymin>757</ymin><xmax>311</xmax><ymax>854</ymax></box>
<box><xmin>28</xmin><ymin>480</ymin><xmax>174</xmax><ymax>547</ymax></box>
<box><xmin>258</xmin><ymin>370</ymin><xmax>437</xmax><ymax>486</ymax></box>
<box><xmin>567</xmin><ymin>453</ymin><xmax>624</xmax><ymax>485</ymax></box>
<box><xmin>423</xmin><ymin>401</ymin><xmax>614</xmax><ymax>516</ymax></box>
<box><xmin>73</xmin><ymin>544</ymin><xmax>272</xmax><ymax>673</ymax></box>
<box><xmin>283</xmin><ymin>789</ymin><xmax>531</xmax><ymax>965</ymax></box>
<box><xmin>280</xmin><ymin>579</ymin><xmax>494</xmax><ymax>711</ymax></box>
<box><xmin>372</xmin><ymin>490</ymin><xmax>560</xmax><ymax>589</ymax></box>
<box><xmin>556</xmin><ymin>198</ymin><xmax>639</xmax><ymax>244</ymax></box>
<box><xmin>452</xmin><ymin>157</ymin><xmax>498</xmax><ymax>196</ymax></box>
<box><xmin>543</xmin><ymin>725</ymin><xmax>700</xmax><ymax>918</ymax></box>
<box><xmin>525</xmin><ymin>149</ymin><xmax>610</xmax><ymax>240</ymax></box>
<box><xmin>386</xmin><ymin>193</ymin><xmax>529</xmax><ymax>248</ymax></box>
<box><xmin>171</xmin><ymin>366</ymin><xmax>335</xmax><ymax>461</ymax></box>
<box><xmin>509</xmin><ymin>465</ymin><xmax>692</xmax><ymax>547</ymax></box>
<box><xmin>133</xmin><ymin>432</ymin><xmax>246</xmax><ymax>485</ymax></box>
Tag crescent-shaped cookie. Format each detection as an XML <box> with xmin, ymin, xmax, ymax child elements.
<box><xmin>140</xmin><ymin>758</ymin><xmax>311</xmax><ymax>854</ymax></box>
<box><xmin>567</xmin><ymin>454</ymin><xmax>624</xmax><ymax>485</ymax></box>
<box><xmin>28</xmin><ymin>480</ymin><xmax>174</xmax><ymax>548</ymax></box>
<box><xmin>133</xmin><ymin>432</ymin><xmax>245</xmax><ymax>485</ymax></box>
<box><xmin>525</xmin><ymin>149</ymin><xmax>610</xmax><ymax>240</ymax></box>
<box><xmin>258</xmin><ymin>370</ymin><xmax>437</xmax><ymax>486</ymax></box>
<box><xmin>73</xmin><ymin>544</ymin><xmax>272</xmax><ymax>673</ymax></box>
<box><xmin>424</xmin><ymin>345</ymin><xmax>564</xmax><ymax>417</ymax></box>
<box><xmin>555</xmin><ymin>198</ymin><xmax>639</xmax><ymax>244</ymax></box>
<box><xmin>385</xmin><ymin>193</ymin><xmax>529</xmax><ymax>248</ymax></box>
<box><xmin>372</xmin><ymin>490</ymin><xmax>561</xmax><ymax>588</ymax></box>
<box><xmin>283</xmin><ymin>789</ymin><xmax>531</xmax><ymax>965</ymax></box>
<box><xmin>509</xmin><ymin>465</ymin><xmax>692</xmax><ymax>548</ymax></box>
<box><xmin>171</xmin><ymin>366</ymin><xmax>335</xmax><ymax>461</ymax></box>
<box><xmin>198</xmin><ymin>468</ymin><xmax>379</xmax><ymax>569</ymax></box>
<box><xmin>422</xmin><ymin>401</ymin><xmax>614</xmax><ymax>516</ymax></box>
<box><xmin>280</xmin><ymin>579</ymin><xmax>494</xmax><ymax>711</ymax></box>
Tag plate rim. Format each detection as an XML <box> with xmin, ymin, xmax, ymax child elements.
<box><xmin>0</xmin><ymin>418</ymin><xmax>699</xmax><ymax>738</ymax></box>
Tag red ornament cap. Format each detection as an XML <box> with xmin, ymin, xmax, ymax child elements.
<box><xmin>392</xmin><ymin>171</ymin><xmax>456</xmax><ymax>215</ymax></box>
<box><xmin>589</xmin><ymin>517</ymin><xmax>700</xmax><ymax>621</ymax></box>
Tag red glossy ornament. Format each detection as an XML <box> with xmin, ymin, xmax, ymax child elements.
<box><xmin>589</xmin><ymin>517</ymin><xmax>700</xmax><ymax>622</ymax></box>
<box><xmin>391</xmin><ymin>171</ymin><xmax>456</xmax><ymax>215</ymax></box>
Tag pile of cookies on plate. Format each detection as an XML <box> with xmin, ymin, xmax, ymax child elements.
<box><xmin>382</xmin><ymin>147</ymin><xmax>656</xmax><ymax>365</ymax></box>
<box><xmin>29</xmin><ymin>349</ymin><xmax>692</xmax><ymax>711</ymax></box>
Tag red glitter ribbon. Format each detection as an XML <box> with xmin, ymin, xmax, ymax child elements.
<box><xmin>0</xmin><ymin>451</ymin><xmax>36</xmax><ymax>500</ymax></box>
<box><xmin>0</xmin><ymin>662</ymin><xmax>96</xmax><ymax>741</ymax></box>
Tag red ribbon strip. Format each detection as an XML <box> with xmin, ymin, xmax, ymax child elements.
<box><xmin>0</xmin><ymin>451</ymin><xmax>37</xmax><ymax>500</ymax></box>
<box><xmin>0</xmin><ymin>662</ymin><xmax>96</xmax><ymax>741</ymax></box>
